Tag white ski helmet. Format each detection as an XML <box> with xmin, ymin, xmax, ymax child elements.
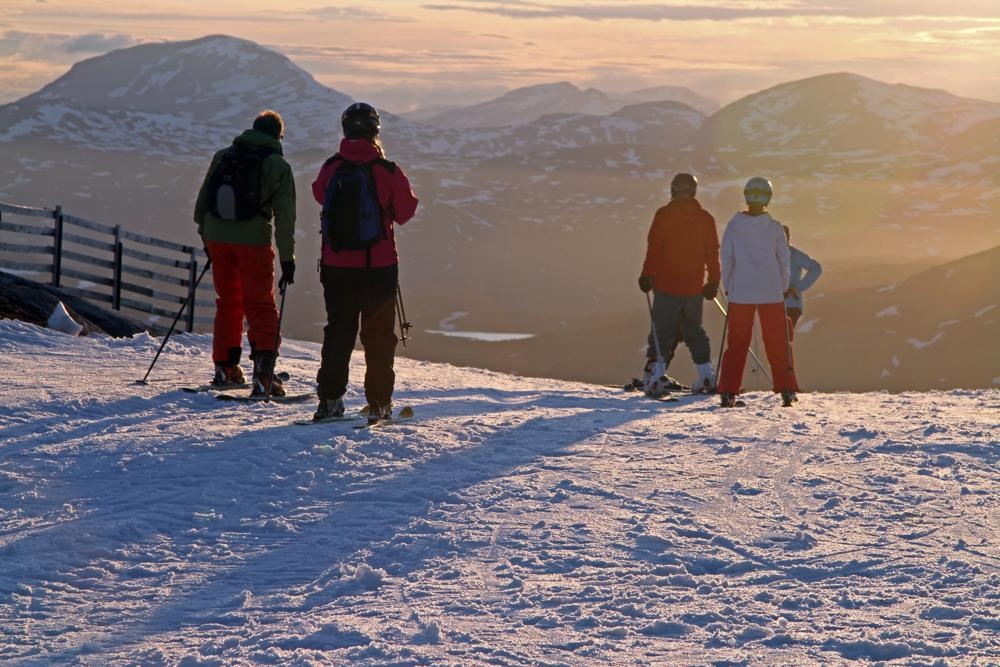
<box><xmin>744</xmin><ymin>176</ymin><xmax>773</xmax><ymax>206</ymax></box>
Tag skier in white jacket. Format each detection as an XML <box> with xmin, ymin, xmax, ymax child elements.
<box><xmin>717</xmin><ymin>177</ymin><xmax>800</xmax><ymax>407</ymax></box>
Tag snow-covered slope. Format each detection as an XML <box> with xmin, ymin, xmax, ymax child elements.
<box><xmin>1</xmin><ymin>320</ymin><xmax>997</xmax><ymax>664</ymax></box>
<box><xmin>694</xmin><ymin>72</ymin><xmax>1000</xmax><ymax>159</ymax></box>
<box><xmin>409</xmin><ymin>81</ymin><xmax>717</xmax><ymax>129</ymax></box>
<box><xmin>798</xmin><ymin>244</ymin><xmax>1000</xmax><ymax>391</ymax></box>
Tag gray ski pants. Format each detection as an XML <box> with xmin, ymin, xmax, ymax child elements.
<box><xmin>646</xmin><ymin>290</ymin><xmax>712</xmax><ymax>367</ymax></box>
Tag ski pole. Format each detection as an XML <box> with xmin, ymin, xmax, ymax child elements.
<box><xmin>136</xmin><ymin>259</ymin><xmax>211</xmax><ymax>385</ymax></box>
<box><xmin>264</xmin><ymin>283</ymin><xmax>288</xmax><ymax>400</ymax></box>
<box><xmin>712</xmin><ymin>296</ymin><xmax>771</xmax><ymax>383</ymax></box>
<box><xmin>783</xmin><ymin>303</ymin><xmax>794</xmax><ymax>374</ymax></box>
<box><xmin>645</xmin><ymin>291</ymin><xmax>665</xmax><ymax>363</ymax></box>
<box><xmin>395</xmin><ymin>281</ymin><xmax>412</xmax><ymax>350</ymax></box>
<box><xmin>714</xmin><ymin>302</ymin><xmax>728</xmax><ymax>390</ymax></box>
<box><xmin>641</xmin><ymin>291</ymin><xmax>674</xmax><ymax>395</ymax></box>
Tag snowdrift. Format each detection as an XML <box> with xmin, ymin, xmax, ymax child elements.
<box><xmin>0</xmin><ymin>319</ymin><xmax>997</xmax><ymax>665</ymax></box>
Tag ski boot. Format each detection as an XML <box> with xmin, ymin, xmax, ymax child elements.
<box><xmin>365</xmin><ymin>401</ymin><xmax>393</xmax><ymax>425</ymax></box>
<box><xmin>642</xmin><ymin>357</ymin><xmax>688</xmax><ymax>397</ymax></box>
<box><xmin>211</xmin><ymin>346</ymin><xmax>246</xmax><ymax>386</ymax></box>
<box><xmin>251</xmin><ymin>351</ymin><xmax>286</xmax><ymax>397</ymax></box>
<box><xmin>314</xmin><ymin>396</ymin><xmax>345</xmax><ymax>421</ymax></box>
<box><xmin>781</xmin><ymin>390</ymin><xmax>798</xmax><ymax>407</ymax></box>
<box><xmin>719</xmin><ymin>392</ymin><xmax>738</xmax><ymax>408</ymax></box>
<box><xmin>211</xmin><ymin>363</ymin><xmax>246</xmax><ymax>387</ymax></box>
<box><xmin>692</xmin><ymin>362</ymin><xmax>716</xmax><ymax>394</ymax></box>
<box><xmin>642</xmin><ymin>357</ymin><xmax>667</xmax><ymax>396</ymax></box>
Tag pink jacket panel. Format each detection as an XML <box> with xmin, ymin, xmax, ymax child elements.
<box><xmin>312</xmin><ymin>139</ymin><xmax>419</xmax><ymax>268</ymax></box>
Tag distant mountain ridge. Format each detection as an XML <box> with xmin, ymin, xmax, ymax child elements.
<box><xmin>405</xmin><ymin>81</ymin><xmax>719</xmax><ymax>128</ymax></box>
<box><xmin>1</xmin><ymin>36</ymin><xmax>997</xmax><ymax>391</ymax></box>
<box><xmin>0</xmin><ymin>36</ymin><xmax>708</xmax><ymax>161</ymax></box>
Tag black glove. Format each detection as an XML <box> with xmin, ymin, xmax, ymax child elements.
<box><xmin>278</xmin><ymin>260</ymin><xmax>295</xmax><ymax>289</ymax></box>
<box><xmin>638</xmin><ymin>275</ymin><xmax>654</xmax><ymax>293</ymax></box>
<box><xmin>702</xmin><ymin>282</ymin><xmax>719</xmax><ymax>300</ymax></box>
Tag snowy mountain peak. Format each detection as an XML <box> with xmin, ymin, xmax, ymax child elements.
<box><xmin>694</xmin><ymin>71</ymin><xmax>1000</xmax><ymax>157</ymax></box>
<box><xmin>1</xmin><ymin>35</ymin><xmax>354</xmax><ymax>155</ymax></box>
<box><xmin>32</xmin><ymin>35</ymin><xmax>316</xmax><ymax>113</ymax></box>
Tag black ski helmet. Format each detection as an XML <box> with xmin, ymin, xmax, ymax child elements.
<box><xmin>670</xmin><ymin>172</ymin><xmax>697</xmax><ymax>199</ymax></box>
<box><xmin>341</xmin><ymin>102</ymin><xmax>380</xmax><ymax>139</ymax></box>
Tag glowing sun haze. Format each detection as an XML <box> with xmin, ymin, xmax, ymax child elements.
<box><xmin>1</xmin><ymin>0</ymin><xmax>998</xmax><ymax>110</ymax></box>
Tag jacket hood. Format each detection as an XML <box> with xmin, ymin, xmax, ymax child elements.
<box><xmin>338</xmin><ymin>138</ymin><xmax>383</xmax><ymax>162</ymax></box>
<box><xmin>727</xmin><ymin>211</ymin><xmax>779</xmax><ymax>236</ymax></box>
<box><xmin>233</xmin><ymin>128</ymin><xmax>283</xmax><ymax>154</ymax></box>
<box><xmin>664</xmin><ymin>198</ymin><xmax>706</xmax><ymax>220</ymax></box>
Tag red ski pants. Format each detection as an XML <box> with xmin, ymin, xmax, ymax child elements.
<box><xmin>717</xmin><ymin>302</ymin><xmax>799</xmax><ymax>394</ymax></box>
<box><xmin>206</xmin><ymin>241</ymin><xmax>279</xmax><ymax>363</ymax></box>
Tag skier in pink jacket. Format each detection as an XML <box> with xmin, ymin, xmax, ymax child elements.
<box><xmin>310</xmin><ymin>103</ymin><xmax>419</xmax><ymax>423</ymax></box>
<box><xmin>717</xmin><ymin>177</ymin><xmax>800</xmax><ymax>408</ymax></box>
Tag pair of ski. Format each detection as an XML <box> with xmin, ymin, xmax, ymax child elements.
<box><xmin>622</xmin><ymin>381</ymin><xmax>707</xmax><ymax>404</ymax></box>
<box><xmin>184</xmin><ymin>381</ymin><xmax>415</xmax><ymax>428</ymax></box>
<box><xmin>182</xmin><ymin>372</ymin><xmax>292</xmax><ymax>397</ymax></box>
<box><xmin>185</xmin><ymin>375</ymin><xmax>315</xmax><ymax>404</ymax></box>
<box><xmin>625</xmin><ymin>384</ymin><xmax>747</xmax><ymax>408</ymax></box>
<box><xmin>294</xmin><ymin>405</ymin><xmax>416</xmax><ymax>430</ymax></box>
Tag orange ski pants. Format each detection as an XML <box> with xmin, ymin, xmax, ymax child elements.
<box><xmin>717</xmin><ymin>301</ymin><xmax>799</xmax><ymax>394</ymax></box>
<box><xmin>206</xmin><ymin>241</ymin><xmax>279</xmax><ymax>363</ymax></box>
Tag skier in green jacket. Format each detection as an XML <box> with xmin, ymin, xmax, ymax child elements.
<box><xmin>193</xmin><ymin>110</ymin><xmax>296</xmax><ymax>396</ymax></box>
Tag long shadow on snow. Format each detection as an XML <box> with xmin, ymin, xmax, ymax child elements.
<box><xmin>11</xmin><ymin>385</ymin><xmax>669</xmax><ymax>658</ymax></box>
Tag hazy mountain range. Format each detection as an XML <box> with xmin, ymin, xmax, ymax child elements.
<box><xmin>1</xmin><ymin>34</ymin><xmax>996</xmax><ymax>391</ymax></box>
<box><xmin>401</xmin><ymin>80</ymin><xmax>720</xmax><ymax>126</ymax></box>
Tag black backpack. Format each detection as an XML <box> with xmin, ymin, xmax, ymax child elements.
<box><xmin>206</xmin><ymin>145</ymin><xmax>279</xmax><ymax>221</ymax></box>
<box><xmin>320</xmin><ymin>156</ymin><xmax>396</xmax><ymax>251</ymax></box>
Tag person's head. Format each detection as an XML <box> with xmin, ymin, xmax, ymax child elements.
<box><xmin>341</xmin><ymin>102</ymin><xmax>380</xmax><ymax>140</ymax></box>
<box><xmin>670</xmin><ymin>172</ymin><xmax>698</xmax><ymax>200</ymax></box>
<box><xmin>743</xmin><ymin>176</ymin><xmax>772</xmax><ymax>214</ymax></box>
<box><xmin>783</xmin><ymin>225</ymin><xmax>790</xmax><ymax>242</ymax></box>
<box><xmin>252</xmin><ymin>110</ymin><xmax>285</xmax><ymax>140</ymax></box>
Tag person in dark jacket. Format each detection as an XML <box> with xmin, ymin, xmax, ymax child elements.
<box><xmin>311</xmin><ymin>103</ymin><xmax>419</xmax><ymax>423</ymax></box>
<box><xmin>193</xmin><ymin>110</ymin><xmax>296</xmax><ymax>396</ymax></box>
<box><xmin>638</xmin><ymin>173</ymin><xmax>721</xmax><ymax>395</ymax></box>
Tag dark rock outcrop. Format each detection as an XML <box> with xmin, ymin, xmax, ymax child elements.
<box><xmin>0</xmin><ymin>272</ymin><xmax>147</xmax><ymax>337</ymax></box>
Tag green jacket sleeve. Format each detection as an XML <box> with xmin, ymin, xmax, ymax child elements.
<box><xmin>267</xmin><ymin>155</ymin><xmax>296</xmax><ymax>262</ymax></box>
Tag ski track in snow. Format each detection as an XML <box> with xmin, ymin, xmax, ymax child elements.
<box><xmin>0</xmin><ymin>320</ymin><xmax>998</xmax><ymax>665</ymax></box>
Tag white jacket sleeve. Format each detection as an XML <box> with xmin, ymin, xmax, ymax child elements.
<box><xmin>777</xmin><ymin>227</ymin><xmax>791</xmax><ymax>293</ymax></box>
<box><xmin>720</xmin><ymin>226</ymin><xmax>735</xmax><ymax>295</ymax></box>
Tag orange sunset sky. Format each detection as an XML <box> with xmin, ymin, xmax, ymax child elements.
<box><xmin>1</xmin><ymin>1</ymin><xmax>998</xmax><ymax>110</ymax></box>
